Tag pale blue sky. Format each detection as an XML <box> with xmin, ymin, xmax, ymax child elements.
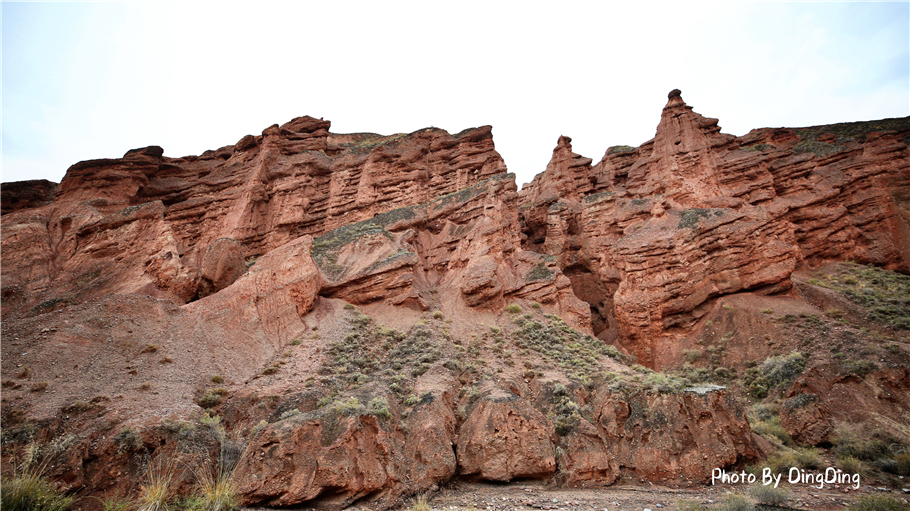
<box><xmin>2</xmin><ymin>1</ymin><xmax>908</xmax><ymax>188</ymax></box>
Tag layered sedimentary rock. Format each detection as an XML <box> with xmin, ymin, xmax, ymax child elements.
<box><xmin>519</xmin><ymin>90</ymin><xmax>910</xmax><ymax>364</ymax></box>
<box><xmin>1</xmin><ymin>118</ymin><xmax>507</xmax><ymax>313</ymax></box>
<box><xmin>310</xmin><ymin>173</ymin><xmax>591</xmax><ymax>329</ymax></box>
<box><xmin>0</xmin><ymin>179</ymin><xmax>58</xmax><ymax>215</ymax></box>
<box><xmin>782</xmin><ymin>366</ymin><xmax>910</xmax><ymax>446</ymax></box>
<box><xmin>2</xmin><ymin>95</ymin><xmax>906</xmax><ymax>509</ymax></box>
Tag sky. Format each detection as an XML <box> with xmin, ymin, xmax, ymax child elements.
<box><xmin>2</xmin><ymin>2</ymin><xmax>908</xmax><ymax>189</ymax></box>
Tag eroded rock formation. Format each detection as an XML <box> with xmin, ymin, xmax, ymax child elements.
<box><xmin>520</xmin><ymin>90</ymin><xmax>910</xmax><ymax>365</ymax></box>
<box><xmin>2</xmin><ymin>93</ymin><xmax>908</xmax><ymax>510</ymax></box>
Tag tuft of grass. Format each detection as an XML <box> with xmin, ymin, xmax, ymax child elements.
<box><xmin>290</xmin><ymin>337</ymin><xmax>302</xmax><ymax>346</ymax></box>
<box><xmin>137</xmin><ymin>461</ymin><xmax>174</xmax><ymax>511</ymax></box>
<box><xmin>1</xmin><ymin>472</ymin><xmax>76</xmax><ymax>511</ymax></box>
<box><xmin>193</xmin><ymin>468</ymin><xmax>239</xmax><ymax>511</ymax></box>
<box><xmin>410</xmin><ymin>494</ymin><xmax>431</xmax><ymax>511</ymax></box>
<box><xmin>211</xmin><ymin>375</ymin><xmax>224</xmax><ymax>384</ymax></box>
<box><xmin>343</xmin><ymin>303</ymin><xmax>356</xmax><ymax>310</ymax></box>
<box><xmin>749</xmin><ymin>484</ymin><xmax>789</xmax><ymax>506</ymax></box>
<box><xmin>531</xmin><ymin>302</ymin><xmax>541</xmax><ymax>309</ymax></box>
<box><xmin>751</xmin><ymin>416</ymin><xmax>793</xmax><ymax>447</ymax></box>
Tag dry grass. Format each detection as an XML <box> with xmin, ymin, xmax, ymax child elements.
<box><xmin>410</xmin><ymin>494</ymin><xmax>431</xmax><ymax>511</ymax></box>
<box><xmin>137</xmin><ymin>460</ymin><xmax>175</xmax><ymax>511</ymax></box>
<box><xmin>193</xmin><ymin>470</ymin><xmax>239</xmax><ymax>511</ymax></box>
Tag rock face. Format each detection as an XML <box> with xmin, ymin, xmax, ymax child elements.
<box><xmin>456</xmin><ymin>384</ymin><xmax>557</xmax><ymax>481</ymax></box>
<box><xmin>310</xmin><ymin>173</ymin><xmax>590</xmax><ymax>330</ymax></box>
<box><xmin>1</xmin><ymin>179</ymin><xmax>58</xmax><ymax>215</ymax></box>
<box><xmin>782</xmin><ymin>366</ymin><xmax>910</xmax><ymax>446</ymax></box>
<box><xmin>519</xmin><ymin>90</ymin><xmax>910</xmax><ymax>365</ymax></box>
<box><xmin>1</xmin><ymin>118</ymin><xmax>506</xmax><ymax>313</ymax></box>
<box><xmin>1</xmin><ymin>96</ymin><xmax>907</xmax><ymax>509</ymax></box>
<box><xmin>592</xmin><ymin>387</ymin><xmax>757</xmax><ymax>483</ymax></box>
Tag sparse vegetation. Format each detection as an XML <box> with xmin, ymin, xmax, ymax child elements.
<box><xmin>743</xmin><ymin>351</ymin><xmax>806</xmax><ymax>399</ymax></box>
<box><xmin>846</xmin><ymin>495</ymin><xmax>910</xmax><ymax>511</ymax></box>
<box><xmin>211</xmin><ymin>375</ymin><xmax>224</xmax><ymax>384</ymax></box>
<box><xmin>716</xmin><ymin>494</ymin><xmax>753</xmax><ymax>511</ymax></box>
<box><xmin>749</xmin><ymin>484</ymin><xmax>789</xmax><ymax>506</ymax></box>
<box><xmin>813</xmin><ymin>263</ymin><xmax>910</xmax><ymax>330</ymax></box>
<box><xmin>113</xmin><ymin>427</ymin><xmax>143</xmax><ymax>454</ymax></box>
<box><xmin>1</xmin><ymin>471</ymin><xmax>76</xmax><ymax>511</ymax></box>
<box><xmin>504</xmin><ymin>304</ymin><xmax>523</xmax><ymax>314</ymax></box>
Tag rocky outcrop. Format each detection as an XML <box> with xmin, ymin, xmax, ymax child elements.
<box><xmin>1</xmin><ymin>118</ymin><xmax>507</xmax><ymax>314</ymax></box>
<box><xmin>310</xmin><ymin>173</ymin><xmax>591</xmax><ymax>330</ymax></box>
<box><xmin>233</xmin><ymin>373</ymin><xmax>461</xmax><ymax>509</ymax></box>
<box><xmin>456</xmin><ymin>384</ymin><xmax>557</xmax><ymax>481</ymax></box>
<box><xmin>519</xmin><ymin>90</ymin><xmax>910</xmax><ymax>364</ymax></box>
<box><xmin>592</xmin><ymin>386</ymin><xmax>758</xmax><ymax>483</ymax></box>
<box><xmin>782</xmin><ymin>366</ymin><xmax>910</xmax><ymax>446</ymax></box>
<box><xmin>2</xmin><ymin>93</ymin><xmax>906</xmax><ymax>509</ymax></box>
<box><xmin>1</xmin><ymin>179</ymin><xmax>58</xmax><ymax>215</ymax></box>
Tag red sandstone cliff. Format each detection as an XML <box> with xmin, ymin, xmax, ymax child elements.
<box><xmin>2</xmin><ymin>95</ymin><xmax>908</xmax><ymax>510</ymax></box>
<box><xmin>519</xmin><ymin>89</ymin><xmax>910</xmax><ymax>365</ymax></box>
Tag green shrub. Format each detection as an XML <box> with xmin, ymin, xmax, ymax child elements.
<box><xmin>749</xmin><ymin>484</ymin><xmax>789</xmax><ymax>506</ymax></box>
<box><xmin>795</xmin><ymin>447</ymin><xmax>824</xmax><ymax>469</ymax></box>
<box><xmin>833</xmin><ymin>423</ymin><xmax>894</xmax><ymax>461</ymax></box>
<box><xmin>368</xmin><ymin>397</ymin><xmax>391</xmax><ymax>419</ymax></box>
<box><xmin>751</xmin><ymin>417</ymin><xmax>792</xmax><ymax>447</ymax></box>
<box><xmin>846</xmin><ymin>495</ymin><xmax>910</xmax><ymax>511</ymax></box>
<box><xmin>745</xmin><ymin>351</ymin><xmax>806</xmax><ymax>398</ymax></box>
<box><xmin>761</xmin><ymin>452</ymin><xmax>802</xmax><ymax>475</ymax></box>
<box><xmin>343</xmin><ymin>303</ymin><xmax>356</xmax><ymax>310</ymax></box>
<box><xmin>504</xmin><ymin>304</ymin><xmax>523</xmax><ymax>314</ymax></box>
<box><xmin>333</xmin><ymin>398</ymin><xmax>364</xmax><ymax>416</ymax></box>
<box><xmin>894</xmin><ymin>453</ymin><xmax>910</xmax><ymax>476</ymax></box>
<box><xmin>677</xmin><ymin>500</ymin><xmax>708</xmax><ymax>511</ymax></box>
<box><xmin>210</xmin><ymin>375</ymin><xmax>224</xmax><ymax>384</ymax></box>
<box><xmin>113</xmin><ymin>427</ymin><xmax>143</xmax><ymax>454</ymax></box>
<box><xmin>837</xmin><ymin>455</ymin><xmax>868</xmax><ymax>476</ymax></box>
<box><xmin>717</xmin><ymin>494</ymin><xmax>753</xmax><ymax>511</ymax></box>
<box><xmin>840</xmin><ymin>360</ymin><xmax>878</xmax><ymax>377</ymax></box>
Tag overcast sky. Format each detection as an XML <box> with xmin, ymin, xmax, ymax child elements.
<box><xmin>3</xmin><ymin>1</ymin><xmax>908</xmax><ymax>189</ymax></box>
